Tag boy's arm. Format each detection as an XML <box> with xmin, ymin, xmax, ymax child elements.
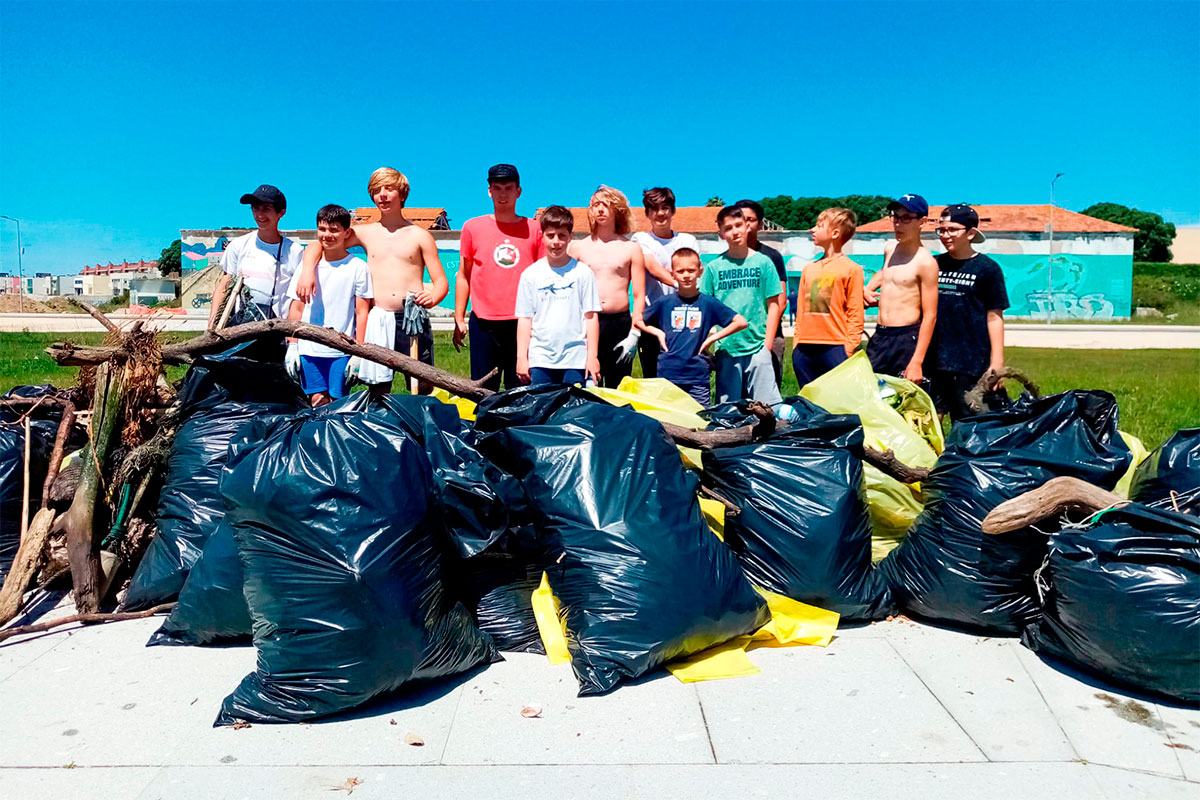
<box><xmin>208</xmin><ymin>272</ymin><xmax>232</xmax><ymax>328</ymax></box>
<box><xmin>416</xmin><ymin>230</ymin><xmax>449</xmax><ymax>308</ymax></box>
<box><xmin>986</xmin><ymin>309</ymin><xmax>1005</xmax><ymax>378</ymax></box>
<box><xmin>763</xmin><ymin>294</ymin><xmax>783</xmax><ymax>349</ymax></box>
<box><xmin>354</xmin><ymin>297</ymin><xmax>370</xmax><ymax>344</ymax></box>
<box><xmin>453</xmin><ymin>226</ymin><xmax>474</xmax><ymax>349</ymax></box>
<box><xmin>294</xmin><ymin>228</ymin><xmax>363</xmax><ymax>302</ymax></box>
<box><xmin>629</xmin><ymin>245</ymin><xmax>647</xmax><ymax>321</ymax></box>
<box><xmin>864</xmin><ymin>268</ymin><xmax>883</xmax><ymax>307</ymax></box>
<box><xmin>515</xmin><ymin>317</ymin><xmax>532</xmax><ymax>384</ymax></box>
<box><xmin>905</xmin><ymin>257</ymin><xmax>939</xmax><ymax>383</ymax></box>
<box><xmin>700</xmin><ymin>313</ymin><xmax>748</xmax><ymax>353</ymax></box>
<box><xmin>585</xmin><ymin>311</ymin><xmax>601</xmax><ymax>384</ymax></box>
<box><xmin>640</xmin><ymin>246</ymin><xmax>675</xmax><ymax>286</ymax></box>
<box><xmin>845</xmin><ymin>267</ymin><xmax>865</xmax><ymax>355</ymax></box>
<box><xmin>636</xmin><ymin>301</ymin><xmax>667</xmax><ymax>350</ymax></box>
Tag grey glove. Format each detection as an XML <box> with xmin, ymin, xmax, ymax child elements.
<box><xmin>613</xmin><ymin>329</ymin><xmax>640</xmax><ymax>365</ymax></box>
<box><xmin>285</xmin><ymin>342</ymin><xmax>301</xmax><ymax>381</ymax></box>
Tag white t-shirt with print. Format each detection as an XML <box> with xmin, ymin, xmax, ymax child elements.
<box><xmin>221</xmin><ymin>231</ymin><xmax>305</xmax><ymax>317</ymax></box>
<box><xmin>285</xmin><ymin>254</ymin><xmax>373</xmax><ymax>358</ymax></box>
<box><xmin>514</xmin><ymin>258</ymin><xmax>602</xmax><ymax>370</ymax></box>
<box><xmin>631</xmin><ymin>230</ymin><xmax>700</xmax><ymax>304</ymax></box>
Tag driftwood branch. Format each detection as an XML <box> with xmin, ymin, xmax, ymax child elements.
<box><xmin>862</xmin><ymin>447</ymin><xmax>931</xmax><ymax>484</ymax></box>
<box><xmin>71</xmin><ymin>299</ymin><xmax>122</xmax><ymax>334</ymax></box>
<box><xmin>0</xmin><ymin>508</ymin><xmax>56</xmax><ymax>626</ymax></box>
<box><xmin>981</xmin><ymin>476</ymin><xmax>1122</xmax><ymax>534</ymax></box>
<box><xmin>698</xmin><ymin>485</ymin><xmax>741</xmax><ymax>516</ymax></box>
<box><xmin>40</xmin><ymin>400</ymin><xmax>76</xmax><ymax>510</ymax></box>
<box><xmin>0</xmin><ymin>602</ymin><xmax>175</xmax><ymax>644</ymax></box>
<box><xmin>965</xmin><ymin>366</ymin><xmax>1040</xmax><ymax>413</ymax></box>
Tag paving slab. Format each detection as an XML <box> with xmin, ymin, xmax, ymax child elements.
<box><xmin>1012</xmin><ymin>644</ymin><xmax>1183</xmax><ymax>777</ymax></box>
<box><xmin>1154</xmin><ymin>701</ymin><xmax>1200</xmax><ymax>783</ymax></box>
<box><xmin>440</xmin><ymin>652</ymin><xmax>714</xmax><ymax>765</ymax></box>
<box><xmin>1086</xmin><ymin>764</ymin><xmax>1200</xmax><ymax>800</ymax></box>
<box><xmin>697</xmin><ymin>638</ymin><xmax>986</xmax><ymax>764</ymax></box>
<box><xmin>0</xmin><ymin>766</ymin><xmax>160</xmax><ymax>799</ymax></box>
<box><xmin>885</xmin><ymin>622</ymin><xmax>1076</xmax><ymax>761</ymax></box>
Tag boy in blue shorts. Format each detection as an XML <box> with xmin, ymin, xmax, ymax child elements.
<box><xmin>285</xmin><ymin>204</ymin><xmax>373</xmax><ymax>406</ymax></box>
<box><xmin>637</xmin><ymin>248</ymin><xmax>746</xmax><ymax>406</ymax></box>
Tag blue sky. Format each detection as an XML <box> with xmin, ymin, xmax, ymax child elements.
<box><xmin>1</xmin><ymin>0</ymin><xmax>1197</xmax><ymax>275</ymax></box>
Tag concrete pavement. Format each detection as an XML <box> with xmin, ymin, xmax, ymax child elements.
<box><xmin>2</xmin><ymin>312</ymin><xmax>1198</xmax><ymax>349</ymax></box>
<box><xmin>0</xmin><ymin>591</ymin><xmax>1195</xmax><ymax>799</ymax></box>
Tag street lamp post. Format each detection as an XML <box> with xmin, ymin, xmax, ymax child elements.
<box><xmin>0</xmin><ymin>215</ymin><xmax>23</xmax><ymax>313</ymax></box>
<box><xmin>1047</xmin><ymin>173</ymin><xmax>1064</xmax><ymax>325</ymax></box>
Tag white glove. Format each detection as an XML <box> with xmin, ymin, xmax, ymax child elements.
<box><xmin>285</xmin><ymin>342</ymin><xmax>301</xmax><ymax>380</ymax></box>
<box><xmin>613</xmin><ymin>330</ymin><xmax>640</xmax><ymax>365</ymax></box>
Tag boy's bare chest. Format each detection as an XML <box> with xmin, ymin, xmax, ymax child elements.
<box><xmin>359</xmin><ymin>228</ymin><xmax>423</xmax><ymax>264</ymax></box>
<box><xmin>882</xmin><ymin>261</ymin><xmax>921</xmax><ymax>289</ymax></box>
<box><xmin>574</xmin><ymin>241</ymin><xmax>631</xmax><ymax>276</ymax></box>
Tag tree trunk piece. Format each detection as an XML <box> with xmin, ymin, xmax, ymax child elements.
<box><xmin>981</xmin><ymin>476</ymin><xmax>1122</xmax><ymax>534</ymax></box>
<box><xmin>0</xmin><ymin>508</ymin><xmax>57</xmax><ymax>626</ymax></box>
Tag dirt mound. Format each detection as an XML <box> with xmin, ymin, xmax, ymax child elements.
<box><xmin>0</xmin><ymin>295</ymin><xmax>52</xmax><ymax>313</ymax></box>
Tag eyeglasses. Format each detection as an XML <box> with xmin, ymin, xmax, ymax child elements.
<box><xmin>935</xmin><ymin>227</ymin><xmax>968</xmax><ymax>235</ymax></box>
<box><xmin>892</xmin><ymin>214</ymin><xmax>924</xmax><ymax>224</ymax></box>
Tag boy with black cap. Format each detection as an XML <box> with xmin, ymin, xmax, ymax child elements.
<box><xmin>928</xmin><ymin>203</ymin><xmax>1009</xmax><ymax>419</ymax></box>
<box><xmin>454</xmin><ymin>164</ymin><xmax>545</xmax><ymax>390</ymax></box>
<box><xmin>864</xmin><ymin>193</ymin><xmax>938</xmax><ymax>383</ymax></box>
<box><xmin>209</xmin><ymin>184</ymin><xmax>304</xmax><ymax>328</ymax></box>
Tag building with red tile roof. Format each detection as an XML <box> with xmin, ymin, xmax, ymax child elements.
<box><xmin>856</xmin><ymin>205</ymin><xmax>1137</xmax><ymax>235</ymax></box>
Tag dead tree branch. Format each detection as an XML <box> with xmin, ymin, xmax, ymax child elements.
<box><xmin>981</xmin><ymin>476</ymin><xmax>1123</xmax><ymax>534</ymax></box>
<box><xmin>0</xmin><ymin>602</ymin><xmax>175</xmax><ymax>644</ymax></box>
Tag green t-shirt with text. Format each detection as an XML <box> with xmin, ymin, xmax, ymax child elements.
<box><xmin>700</xmin><ymin>251</ymin><xmax>782</xmax><ymax>357</ymax></box>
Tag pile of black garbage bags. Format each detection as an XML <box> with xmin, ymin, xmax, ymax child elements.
<box><xmin>112</xmin><ymin>347</ymin><xmax>1196</xmax><ymax>724</ymax></box>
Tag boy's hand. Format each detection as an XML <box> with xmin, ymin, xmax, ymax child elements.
<box><xmin>613</xmin><ymin>330</ymin><xmax>639</xmax><ymax>365</ymax></box>
<box><xmin>654</xmin><ymin>329</ymin><xmax>669</xmax><ymax>353</ymax></box>
<box><xmin>285</xmin><ymin>342</ymin><xmax>301</xmax><ymax>381</ymax></box>
<box><xmin>903</xmin><ymin>360</ymin><xmax>924</xmax><ymax>383</ymax></box>
<box><xmin>516</xmin><ymin>358</ymin><xmax>531</xmax><ymax>385</ymax></box>
<box><xmin>413</xmin><ymin>289</ymin><xmax>435</xmax><ymax>308</ymax></box>
<box><xmin>295</xmin><ymin>268</ymin><xmax>317</xmax><ymax>303</ymax></box>
<box><xmin>699</xmin><ymin>335</ymin><xmax>718</xmax><ymax>354</ymax></box>
<box><xmin>987</xmin><ymin>360</ymin><xmax>1006</xmax><ymax>391</ymax></box>
<box><xmin>452</xmin><ymin>318</ymin><xmax>468</xmax><ymax>351</ymax></box>
<box><xmin>864</xmin><ymin>286</ymin><xmax>879</xmax><ymax>306</ymax></box>
<box><xmin>845</xmin><ymin>343</ymin><xmax>856</xmax><ymax>357</ymax></box>
<box><xmin>586</xmin><ymin>358</ymin><xmax>602</xmax><ymax>385</ymax></box>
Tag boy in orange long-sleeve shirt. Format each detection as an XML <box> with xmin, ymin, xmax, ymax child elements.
<box><xmin>792</xmin><ymin>208</ymin><xmax>864</xmax><ymax>387</ymax></box>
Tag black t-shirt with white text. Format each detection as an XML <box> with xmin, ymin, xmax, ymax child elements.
<box><xmin>755</xmin><ymin>242</ymin><xmax>788</xmax><ymax>285</ymax></box>
<box><xmin>930</xmin><ymin>252</ymin><xmax>1010</xmax><ymax>375</ymax></box>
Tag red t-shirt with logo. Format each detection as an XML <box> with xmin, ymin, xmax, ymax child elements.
<box><xmin>460</xmin><ymin>215</ymin><xmax>545</xmax><ymax>320</ymax></box>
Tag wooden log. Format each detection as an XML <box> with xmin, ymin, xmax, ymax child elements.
<box><xmin>40</xmin><ymin>400</ymin><xmax>76</xmax><ymax>510</ymax></box>
<box><xmin>52</xmin><ymin>361</ymin><xmax>126</xmax><ymax>614</ymax></box>
<box><xmin>981</xmin><ymin>476</ymin><xmax>1122</xmax><ymax>534</ymax></box>
<box><xmin>0</xmin><ymin>508</ymin><xmax>56</xmax><ymax>626</ymax></box>
<box><xmin>0</xmin><ymin>602</ymin><xmax>175</xmax><ymax>644</ymax></box>
<box><xmin>20</xmin><ymin>418</ymin><xmax>30</xmax><ymax>544</ymax></box>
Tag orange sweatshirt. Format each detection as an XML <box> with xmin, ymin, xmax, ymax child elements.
<box><xmin>793</xmin><ymin>253</ymin><xmax>865</xmax><ymax>349</ymax></box>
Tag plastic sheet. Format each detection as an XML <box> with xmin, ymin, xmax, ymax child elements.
<box><xmin>1022</xmin><ymin>504</ymin><xmax>1200</xmax><ymax>704</ymax></box>
<box><xmin>1130</xmin><ymin>428</ymin><xmax>1200</xmax><ymax>515</ymax></box>
<box><xmin>879</xmin><ymin>391</ymin><xmax>1132</xmax><ymax>634</ymax></box>
<box><xmin>214</xmin><ymin>403</ymin><xmax>497</xmax><ymax>726</ymax></box>
<box><xmin>122</xmin><ymin>351</ymin><xmax>305</xmax><ymax>611</ymax></box>
<box><xmin>702</xmin><ymin>397</ymin><xmax>895</xmax><ymax>622</ymax></box>
<box><xmin>478</xmin><ymin>386</ymin><xmax>769</xmax><ymax>695</ymax></box>
<box><xmin>1113</xmin><ymin>431</ymin><xmax>1150</xmax><ymax>499</ymax></box>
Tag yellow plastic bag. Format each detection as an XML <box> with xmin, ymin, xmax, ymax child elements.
<box><xmin>1114</xmin><ymin>430</ymin><xmax>1150</xmax><ymax>499</ymax></box>
<box><xmin>799</xmin><ymin>352</ymin><xmax>940</xmax><ymax>558</ymax></box>
<box><xmin>531</xmin><ymin>573</ymin><xmax>571</xmax><ymax>665</ymax></box>
<box><xmin>749</xmin><ymin>587</ymin><xmax>839</xmax><ymax>648</ymax></box>
<box><xmin>429</xmin><ymin>387</ymin><xmax>478</xmax><ymax>421</ymax></box>
<box><xmin>698</xmin><ymin>496</ymin><xmax>726</xmax><ymax>541</ymax></box>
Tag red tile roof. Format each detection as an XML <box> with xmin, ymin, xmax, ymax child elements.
<box><xmin>79</xmin><ymin>259</ymin><xmax>158</xmax><ymax>275</ymax></box>
<box><xmin>536</xmin><ymin>207</ymin><xmax>720</xmax><ymax>235</ymax></box>
<box><xmin>856</xmin><ymin>205</ymin><xmax>1137</xmax><ymax>235</ymax></box>
<box><xmin>352</xmin><ymin>207</ymin><xmax>449</xmax><ymax>230</ymax></box>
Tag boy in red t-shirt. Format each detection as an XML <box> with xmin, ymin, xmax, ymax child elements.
<box><xmin>792</xmin><ymin>207</ymin><xmax>865</xmax><ymax>387</ymax></box>
<box><xmin>454</xmin><ymin>164</ymin><xmax>546</xmax><ymax>390</ymax></box>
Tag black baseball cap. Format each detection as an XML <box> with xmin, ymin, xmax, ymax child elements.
<box><xmin>240</xmin><ymin>184</ymin><xmax>286</xmax><ymax>209</ymax></box>
<box><xmin>940</xmin><ymin>204</ymin><xmax>986</xmax><ymax>243</ymax></box>
<box><xmin>487</xmin><ymin>164</ymin><xmax>520</xmax><ymax>183</ymax></box>
<box><xmin>887</xmin><ymin>193</ymin><xmax>929</xmax><ymax>217</ymax></box>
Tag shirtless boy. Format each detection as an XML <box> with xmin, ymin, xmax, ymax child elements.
<box><xmin>568</xmin><ymin>185</ymin><xmax>647</xmax><ymax>388</ymax></box>
<box><xmin>295</xmin><ymin>167</ymin><xmax>448</xmax><ymax>395</ymax></box>
<box><xmin>864</xmin><ymin>193</ymin><xmax>938</xmax><ymax>383</ymax></box>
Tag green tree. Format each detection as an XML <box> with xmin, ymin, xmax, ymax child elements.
<box><xmin>158</xmin><ymin>238</ymin><xmax>181</xmax><ymax>276</ymax></box>
<box><xmin>705</xmin><ymin>196</ymin><xmax>725</xmax><ymax>207</ymax></box>
<box><xmin>1081</xmin><ymin>202</ymin><xmax>1176</xmax><ymax>262</ymax></box>
<box><xmin>759</xmin><ymin>195</ymin><xmax>893</xmax><ymax>231</ymax></box>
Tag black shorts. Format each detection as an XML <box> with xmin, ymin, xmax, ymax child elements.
<box><xmin>468</xmin><ymin>314</ymin><xmax>518</xmax><ymax>391</ymax></box>
<box><xmin>597</xmin><ymin>310</ymin><xmax>632</xmax><ymax>389</ymax></box>
<box><xmin>866</xmin><ymin>322</ymin><xmax>921</xmax><ymax>378</ymax></box>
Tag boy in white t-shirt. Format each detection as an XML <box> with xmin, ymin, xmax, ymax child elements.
<box><xmin>210</xmin><ymin>184</ymin><xmax>305</xmax><ymax>328</ymax></box>
<box><xmin>515</xmin><ymin>205</ymin><xmax>602</xmax><ymax>386</ymax></box>
<box><xmin>285</xmin><ymin>205</ymin><xmax>373</xmax><ymax>406</ymax></box>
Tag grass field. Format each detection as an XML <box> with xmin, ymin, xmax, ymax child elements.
<box><xmin>1</xmin><ymin>332</ymin><xmax>1195</xmax><ymax>448</ymax></box>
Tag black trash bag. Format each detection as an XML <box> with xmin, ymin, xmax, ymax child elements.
<box><xmin>0</xmin><ymin>386</ymin><xmax>80</xmax><ymax>582</ymax></box>
<box><xmin>472</xmin><ymin>383</ymin><xmax>604</xmax><ymax>435</ymax></box>
<box><xmin>451</xmin><ymin>531</ymin><xmax>544</xmax><ymax>654</ymax></box>
<box><xmin>478</xmin><ymin>394</ymin><xmax>769</xmax><ymax>696</ymax></box>
<box><xmin>214</xmin><ymin>404</ymin><xmax>497</xmax><ymax>726</ymax></box>
<box><xmin>147</xmin><ymin>520</ymin><xmax>252</xmax><ymax>647</ymax></box>
<box><xmin>702</xmin><ymin>398</ymin><xmax>894</xmax><ymax>622</ymax></box>
<box><xmin>879</xmin><ymin>391</ymin><xmax>1132</xmax><ymax>634</ymax></box>
<box><xmin>122</xmin><ymin>351</ymin><xmax>306</xmax><ymax>610</ymax></box>
<box><xmin>1130</xmin><ymin>428</ymin><xmax>1200</xmax><ymax>516</ymax></box>
<box><xmin>1021</xmin><ymin>504</ymin><xmax>1200</xmax><ymax>704</ymax></box>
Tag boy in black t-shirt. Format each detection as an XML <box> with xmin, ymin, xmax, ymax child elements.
<box><xmin>928</xmin><ymin>204</ymin><xmax>1010</xmax><ymax>420</ymax></box>
<box><xmin>637</xmin><ymin>248</ymin><xmax>747</xmax><ymax>406</ymax></box>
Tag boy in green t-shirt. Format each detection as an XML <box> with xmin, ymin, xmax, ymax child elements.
<box><xmin>700</xmin><ymin>206</ymin><xmax>784</xmax><ymax>405</ymax></box>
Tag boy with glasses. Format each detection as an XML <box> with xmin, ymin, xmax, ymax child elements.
<box><xmin>864</xmin><ymin>193</ymin><xmax>938</xmax><ymax>383</ymax></box>
<box><xmin>928</xmin><ymin>204</ymin><xmax>1009</xmax><ymax>419</ymax></box>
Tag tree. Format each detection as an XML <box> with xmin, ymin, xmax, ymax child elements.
<box><xmin>1080</xmin><ymin>203</ymin><xmax>1175</xmax><ymax>262</ymax></box>
<box><xmin>705</xmin><ymin>196</ymin><xmax>725</xmax><ymax>207</ymax></box>
<box><xmin>759</xmin><ymin>195</ymin><xmax>893</xmax><ymax>231</ymax></box>
<box><xmin>158</xmin><ymin>239</ymin><xmax>181</xmax><ymax>276</ymax></box>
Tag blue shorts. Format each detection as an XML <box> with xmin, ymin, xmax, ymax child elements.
<box><xmin>300</xmin><ymin>355</ymin><xmax>350</xmax><ymax>399</ymax></box>
<box><xmin>529</xmin><ymin>367</ymin><xmax>586</xmax><ymax>386</ymax></box>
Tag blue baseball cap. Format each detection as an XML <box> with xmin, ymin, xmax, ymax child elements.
<box><xmin>887</xmin><ymin>193</ymin><xmax>929</xmax><ymax>217</ymax></box>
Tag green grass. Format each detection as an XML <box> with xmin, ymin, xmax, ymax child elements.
<box><xmin>1</xmin><ymin>332</ymin><xmax>1194</xmax><ymax>449</ymax></box>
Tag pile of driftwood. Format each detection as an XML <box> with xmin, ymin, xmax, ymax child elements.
<box><xmin>1</xmin><ymin>306</ymin><xmax>944</xmax><ymax>640</ymax></box>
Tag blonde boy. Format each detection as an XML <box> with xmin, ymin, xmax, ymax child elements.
<box><xmin>792</xmin><ymin>208</ymin><xmax>865</xmax><ymax>386</ymax></box>
<box><xmin>294</xmin><ymin>167</ymin><xmax>448</xmax><ymax>394</ymax></box>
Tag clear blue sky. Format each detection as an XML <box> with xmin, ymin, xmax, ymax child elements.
<box><xmin>1</xmin><ymin>0</ymin><xmax>1197</xmax><ymax>275</ymax></box>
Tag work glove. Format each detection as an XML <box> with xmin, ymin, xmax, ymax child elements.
<box><xmin>613</xmin><ymin>330</ymin><xmax>640</xmax><ymax>366</ymax></box>
<box><xmin>285</xmin><ymin>342</ymin><xmax>301</xmax><ymax>381</ymax></box>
